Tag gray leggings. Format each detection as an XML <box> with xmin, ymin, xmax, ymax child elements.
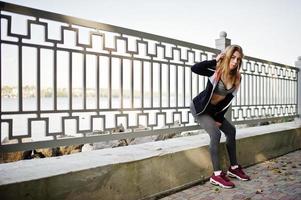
<box><xmin>195</xmin><ymin>114</ymin><xmax>237</xmax><ymax>171</ymax></box>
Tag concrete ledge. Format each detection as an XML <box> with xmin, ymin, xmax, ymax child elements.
<box><xmin>0</xmin><ymin>121</ymin><xmax>301</xmax><ymax>200</ymax></box>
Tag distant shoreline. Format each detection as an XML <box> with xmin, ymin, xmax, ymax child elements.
<box><xmin>1</xmin><ymin>86</ymin><xmax>174</xmax><ymax>99</ymax></box>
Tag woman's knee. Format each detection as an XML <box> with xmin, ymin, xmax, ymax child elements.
<box><xmin>196</xmin><ymin>115</ymin><xmax>216</xmax><ymax>129</ymax></box>
<box><xmin>221</xmin><ymin>120</ymin><xmax>236</xmax><ymax>136</ymax></box>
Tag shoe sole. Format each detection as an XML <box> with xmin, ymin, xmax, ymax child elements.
<box><xmin>209</xmin><ymin>178</ymin><xmax>234</xmax><ymax>189</ymax></box>
<box><xmin>227</xmin><ymin>171</ymin><xmax>250</xmax><ymax>181</ymax></box>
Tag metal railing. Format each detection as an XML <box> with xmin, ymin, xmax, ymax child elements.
<box><xmin>0</xmin><ymin>2</ymin><xmax>299</xmax><ymax>152</ymax></box>
<box><xmin>232</xmin><ymin>55</ymin><xmax>298</xmax><ymax>124</ymax></box>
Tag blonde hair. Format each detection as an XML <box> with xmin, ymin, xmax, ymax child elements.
<box><xmin>215</xmin><ymin>45</ymin><xmax>243</xmax><ymax>88</ymax></box>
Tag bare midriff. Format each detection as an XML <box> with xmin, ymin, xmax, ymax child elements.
<box><xmin>210</xmin><ymin>93</ymin><xmax>226</xmax><ymax>105</ymax></box>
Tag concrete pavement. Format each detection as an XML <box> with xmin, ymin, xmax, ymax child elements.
<box><xmin>159</xmin><ymin>150</ymin><xmax>301</xmax><ymax>200</ymax></box>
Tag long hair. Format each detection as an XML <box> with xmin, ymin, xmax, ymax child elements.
<box><xmin>215</xmin><ymin>45</ymin><xmax>244</xmax><ymax>88</ymax></box>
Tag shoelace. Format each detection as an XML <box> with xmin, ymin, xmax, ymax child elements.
<box><xmin>236</xmin><ymin>166</ymin><xmax>246</xmax><ymax>175</ymax></box>
<box><xmin>220</xmin><ymin>172</ymin><xmax>230</xmax><ymax>181</ymax></box>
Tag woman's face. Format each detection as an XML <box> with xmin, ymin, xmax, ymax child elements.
<box><xmin>229</xmin><ymin>50</ymin><xmax>242</xmax><ymax>70</ymax></box>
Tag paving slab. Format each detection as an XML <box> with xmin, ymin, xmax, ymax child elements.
<box><xmin>160</xmin><ymin>150</ymin><xmax>301</xmax><ymax>200</ymax></box>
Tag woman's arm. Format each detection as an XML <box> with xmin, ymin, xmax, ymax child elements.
<box><xmin>191</xmin><ymin>52</ymin><xmax>225</xmax><ymax>76</ymax></box>
<box><xmin>191</xmin><ymin>59</ymin><xmax>217</xmax><ymax>76</ymax></box>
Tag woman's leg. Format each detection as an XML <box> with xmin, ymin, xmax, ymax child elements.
<box><xmin>195</xmin><ymin>114</ymin><xmax>236</xmax><ymax>188</ymax></box>
<box><xmin>219</xmin><ymin>119</ymin><xmax>237</xmax><ymax>166</ymax></box>
<box><xmin>195</xmin><ymin>114</ymin><xmax>222</xmax><ymax>171</ymax></box>
<box><xmin>220</xmin><ymin>119</ymin><xmax>251</xmax><ymax>181</ymax></box>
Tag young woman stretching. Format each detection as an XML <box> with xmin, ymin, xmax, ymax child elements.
<box><xmin>190</xmin><ymin>45</ymin><xmax>250</xmax><ymax>188</ymax></box>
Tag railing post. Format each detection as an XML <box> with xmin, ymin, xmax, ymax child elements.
<box><xmin>215</xmin><ymin>31</ymin><xmax>231</xmax><ymax>51</ymax></box>
<box><xmin>215</xmin><ymin>31</ymin><xmax>232</xmax><ymax>122</ymax></box>
<box><xmin>295</xmin><ymin>56</ymin><xmax>301</xmax><ymax>122</ymax></box>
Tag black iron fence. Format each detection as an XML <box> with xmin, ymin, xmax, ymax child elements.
<box><xmin>0</xmin><ymin>2</ymin><xmax>299</xmax><ymax>152</ymax></box>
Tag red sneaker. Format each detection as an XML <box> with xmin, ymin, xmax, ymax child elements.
<box><xmin>227</xmin><ymin>165</ymin><xmax>250</xmax><ymax>181</ymax></box>
<box><xmin>209</xmin><ymin>171</ymin><xmax>235</xmax><ymax>188</ymax></box>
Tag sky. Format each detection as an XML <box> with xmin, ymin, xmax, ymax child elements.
<box><xmin>1</xmin><ymin>0</ymin><xmax>301</xmax><ymax>67</ymax></box>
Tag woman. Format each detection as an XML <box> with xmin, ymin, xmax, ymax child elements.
<box><xmin>190</xmin><ymin>45</ymin><xmax>250</xmax><ymax>188</ymax></box>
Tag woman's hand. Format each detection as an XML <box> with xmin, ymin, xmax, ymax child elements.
<box><xmin>215</xmin><ymin>121</ymin><xmax>222</xmax><ymax>127</ymax></box>
<box><xmin>216</xmin><ymin>52</ymin><xmax>225</xmax><ymax>62</ymax></box>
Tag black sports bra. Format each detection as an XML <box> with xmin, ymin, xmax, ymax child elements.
<box><xmin>214</xmin><ymin>80</ymin><xmax>235</xmax><ymax>96</ymax></box>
